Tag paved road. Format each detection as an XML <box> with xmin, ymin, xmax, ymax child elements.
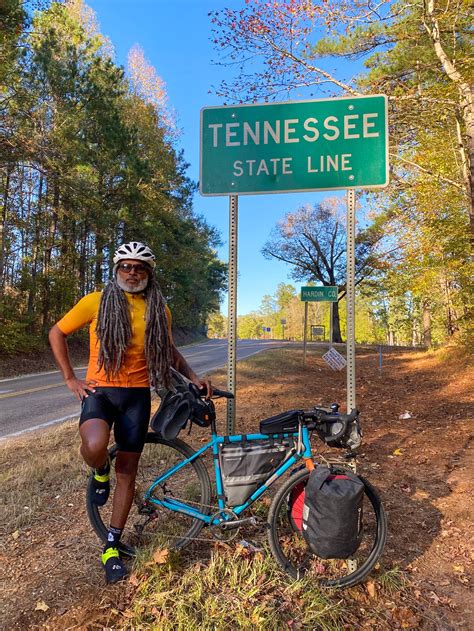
<box><xmin>0</xmin><ymin>339</ymin><xmax>284</xmax><ymax>440</ymax></box>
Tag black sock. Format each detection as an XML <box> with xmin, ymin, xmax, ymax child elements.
<box><xmin>96</xmin><ymin>457</ymin><xmax>110</xmax><ymax>475</ymax></box>
<box><xmin>104</xmin><ymin>526</ymin><xmax>122</xmax><ymax>551</ymax></box>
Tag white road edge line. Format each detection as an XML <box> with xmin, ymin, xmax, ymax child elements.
<box><xmin>0</xmin><ymin>413</ymin><xmax>79</xmax><ymax>441</ymax></box>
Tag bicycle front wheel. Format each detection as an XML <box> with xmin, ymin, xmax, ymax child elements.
<box><xmin>87</xmin><ymin>433</ymin><xmax>212</xmax><ymax>556</ymax></box>
<box><xmin>267</xmin><ymin>468</ymin><xmax>387</xmax><ymax>588</ymax></box>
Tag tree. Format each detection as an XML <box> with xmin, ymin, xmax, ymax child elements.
<box><xmin>262</xmin><ymin>198</ymin><xmax>385</xmax><ymax>342</ymax></box>
<box><xmin>211</xmin><ymin>0</ymin><xmax>473</xmax><ymax>244</ymax></box>
<box><xmin>238</xmin><ymin>312</ymin><xmax>264</xmax><ymax>339</ymax></box>
<box><xmin>0</xmin><ymin>0</ymin><xmax>226</xmax><ymax>352</ymax></box>
<box><xmin>211</xmin><ymin>0</ymin><xmax>473</xmax><ymax>345</ymax></box>
<box><xmin>275</xmin><ymin>282</ymin><xmax>296</xmax><ymax>310</ymax></box>
<box><xmin>207</xmin><ymin>311</ymin><xmax>226</xmax><ymax>338</ymax></box>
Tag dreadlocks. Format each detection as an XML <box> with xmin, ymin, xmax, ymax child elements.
<box><xmin>96</xmin><ymin>271</ymin><xmax>173</xmax><ymax>389</ymax></box>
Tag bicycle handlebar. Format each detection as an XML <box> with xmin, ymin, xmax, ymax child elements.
<box><xmin>194</xmin><ymin>384</ymin><xmax>234</xmax><ymax>399</ymax></box>
<box><xmin>212</xmin><ymin>387</ymin><xmax>234</xmax><ymax>399</ymax></box>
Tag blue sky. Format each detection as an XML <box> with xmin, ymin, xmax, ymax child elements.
<box><xmin>87</xmin><ymin>0</ymin><xmax>352</xmax><ymax>315</ymax></box>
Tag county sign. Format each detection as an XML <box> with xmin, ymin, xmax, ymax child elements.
<box><xmin>200</xmin><ymin>95</ymin><xmax>388</xmax><ymax>196</ymax></box>
<box><xmin>301</xmin><ymin>286</ymin><xmax>338</xmax><ymax>302</ymax></box>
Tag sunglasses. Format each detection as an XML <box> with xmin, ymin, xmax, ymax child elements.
<box><xmin>117</xmin><ymin>263</ymin><xmax>150</xmax><ymax>274</ymax></box>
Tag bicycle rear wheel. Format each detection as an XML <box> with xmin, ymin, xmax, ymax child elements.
<box><xmin>87</xmin><ymin>433</ymin><xmax>212</xmax><ymax>556</ymax></box>
<box><xmin>267</xmin><ymin>468</ymin><xmax>387</xmax><ymax>588</ymax></box>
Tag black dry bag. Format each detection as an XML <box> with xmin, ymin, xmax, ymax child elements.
<box><xmin>302</xmin><ymin>466</ymin><xmax>364</xmax><ymax>559</ymax></box>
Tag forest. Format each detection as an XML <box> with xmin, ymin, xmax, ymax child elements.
<box><xmin>208</xmin><ymin>0</ymin><xmax>472</xmax><ymax>348</ymax></box>
<box><xmin>1</xmin><ymin>0</ymin><xmax>472</xmax><ymax>355</ymax></box>
<box><xmin>1</xmin><ymin>0</ymin><xmax>226</xmax><ymax>354</ymax></box>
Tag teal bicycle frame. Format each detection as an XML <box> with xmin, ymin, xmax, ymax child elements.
<box><xmin>144</xmin><ymin>425</ymin><xmax>313</xmax><ymax>525</ymax></box>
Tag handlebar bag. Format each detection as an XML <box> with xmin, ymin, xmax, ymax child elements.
<box><xmin>302</xmin><ymin>466</ymin><xmax>364</xmax><ymax>559</ymax></box>
<box><xmin>220</xmin><ymin>438</ymin><xmax>290</xmax><ymax>506</ymax></box>
<box><xmin>315</xmin><ymin>417</ymin><xmax>362</xmax><ymax>450</ymax></box>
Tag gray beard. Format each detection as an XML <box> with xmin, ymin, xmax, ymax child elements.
<box><xmin>116</xmin><ymin>276</ymin><xmax>148</xmax><ymax>293</ymax></box>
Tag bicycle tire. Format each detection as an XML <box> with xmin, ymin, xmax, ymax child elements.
<box><xmin>267</xmin><ymin>467</ymin><xmax>387</xmax><ymax>588</ymax></box>
<box><xmin>87</xmin><ymin>433</ymin><xmax>212</xmax><ymax>557</ymax></box>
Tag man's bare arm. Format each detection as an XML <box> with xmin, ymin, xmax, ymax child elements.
<box><xmin>49</xmin><ymin>325</ymin><xmax>97</xmax><ymax>400</ymax></box>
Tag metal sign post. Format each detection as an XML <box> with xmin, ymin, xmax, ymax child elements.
<box><xmin>303</xmin><ymin>301</ymin><xmax>308</xmax><ymax>365</ymax></box>
<box><xmin>329</xmin><ymin>302</ymin><xmax>334</xmax><ymax>347</ymax></box>
<box><xmin>227</xmin><ymin>194</ymin><xmax>238</xmax><ymax>434</ymax></box>
<box><xmin>346</xmin><ymin>190</ymin><xmax>356</xmax><ymax>412</ymax></box>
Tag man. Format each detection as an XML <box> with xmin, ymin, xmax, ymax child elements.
<box><xmin>49</xmin><ymin>241</ymin><xmax>211</xmax><ymax>584</ymax></box>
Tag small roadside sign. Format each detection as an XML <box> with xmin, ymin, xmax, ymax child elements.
<box><xmin>280</xmin><ymin>318</ymin><xmax>286</xmax><ymax>325</ymax></box>
<box><xmin>301</xmin><ymin>286</ymin><xmax>338</xmax><ymax>302</ymax></box>
<box><xmin>322</xmin><ymin>348</ymin><xmax>347</xmax><ymax>371</ymax></box>
<box><xmin>311</xmin><ymin>325</ymin><xmax>325</xmax><ymax>337</ymax></box>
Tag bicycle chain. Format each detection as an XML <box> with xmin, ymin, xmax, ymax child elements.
<box><xmin>134</xmin><ymin>486</ymin><xmax>268</xmax><ymax>544</ymax></box>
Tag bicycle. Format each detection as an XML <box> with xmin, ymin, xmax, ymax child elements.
<box><xmin>87</xmin><ymin>387</ymin><xmax>387</xmax><ymax>588</ymax></box>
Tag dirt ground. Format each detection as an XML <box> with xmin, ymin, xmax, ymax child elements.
<box><xmin>1</xmin><ymin>346</ymin><xmax>472</xmax><ymax>630</ymax></box>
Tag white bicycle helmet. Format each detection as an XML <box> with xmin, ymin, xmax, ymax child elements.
<box><xmin>113</xmin><ymin>242</ymin><xmax>156</xmax><ymax>268</ymax></box>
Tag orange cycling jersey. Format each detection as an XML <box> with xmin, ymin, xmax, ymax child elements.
<box><xmin>57</xmin><ymin>291</ymin><xmax>173</xmax><ymax>387</ymax></box>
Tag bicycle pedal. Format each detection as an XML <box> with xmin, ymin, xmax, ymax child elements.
<box><xmin>138</xmin><ymin>504</ymin><xmax>155</xmax><ymax>515</ymax></box>
<box><xmin>250</xmin><ymin>517</ymin><xmax>271</xmax><ymax>531</ymax></box>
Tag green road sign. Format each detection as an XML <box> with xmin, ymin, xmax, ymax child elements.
<box><xmin>200</xmin><ymin>95</ymin><xmax>388</xmax><ymax>196</ymax></box>
<box><xmin>301</xmin><ymin>286</ymin><xmax>338</xmax><ymax>302</ymax></box>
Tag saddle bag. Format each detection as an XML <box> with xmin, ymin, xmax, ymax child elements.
<box><xmin>220</xmin><ymin>438</ymin><xmax>290</xmax><ymax>506</ymax></box>
<box><xmin>302</xmin><ymin>466</ymin><xmax>364</xmax><ymax>559</ymax></box>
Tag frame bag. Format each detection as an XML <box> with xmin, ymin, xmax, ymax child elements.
<box><xmin>220</xmin><ymin>439</ymin><xmax>289</xmax><ymax>506</ymax></box>
<box><xmin>302</xmin><ymin>466</ymin><xmax>364</xmax><ymax>559</ymax></box>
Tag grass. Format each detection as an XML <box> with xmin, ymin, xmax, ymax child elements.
<box><xmin>377</xmin><ymin>567</ymin><xmax>408</xmax><ymax>594</ymax></box>
<box><xmin>125</xmin><ymin>544</ymin><xmax>345</xmax><ymax>631</ymax></box>
<box><xmin>0</xmin><ymin>420</ymin><xmax>86</xmax><ymax>535</ymax></box>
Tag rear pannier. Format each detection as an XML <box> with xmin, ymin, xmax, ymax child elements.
<box><xmin>220</xmin><ymin>438</ymin><xmax>290</xmax><ymax>506</ymax></box>
<box><xmin>302</xmin><ymin>466</ymin><xmax>364</xmax><ymax>559</ymax></box>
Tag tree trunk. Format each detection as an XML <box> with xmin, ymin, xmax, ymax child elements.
<box><xmin>42</xmin><ymin>180</ymin><xmax>59</xmax><ymax>332</ymax></box>
<box><xmin>0</xmin><ymin>169</ymin><xmax>11</xmax><ymax>293</ymax></box>
<box><xmin>95</xmin><ymin>233</ymin><xmax>104</xmax><ymax>289</ymax></box>
<box><xmin>79</xmin><ymin>223</ymin><xmax>87</xmax><ymax>296</ymax></box>
<box><xmin>27</xmin><ymin>175</ymin><xmax>43</xmax><ymax>318</ymax></box>
<box><xmin>333</xmin><ymin>300</ymin><xmax>343</xmax><ymax>343</ymax></box>
<box><xmin>442</xmin><ymin>274</ymin><xmax>458</xmax><ymax>336</ymax></box>
<box><xmin>412</xmin><ymin>318</ymin><xmax>419</xmax><ymax>347</ymax></box>
<box><xmin>422</xmin><ymin>300</ymin><xmax>432</xmax><ymax>347</ymax></box>
<box><xmin>424</xmin><ymin>0</ymin><xmax>474</xmax><ymax>245</ymax></box>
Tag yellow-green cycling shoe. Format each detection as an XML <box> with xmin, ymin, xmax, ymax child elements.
<box><xmin>89</xmin><ymin>458</ymin><xmax>110</xmax><ymax>506</ymax></box>
<box><xmin>101</xmin><ymin>546</ymin><xmax>127</xmax><ymax>584</ymax></box>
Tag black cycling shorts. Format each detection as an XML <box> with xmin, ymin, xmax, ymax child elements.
<box><xmin>79</xmin><ymin>387</ymin><xmax>151</xmax><ymax>453</ymax></box>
